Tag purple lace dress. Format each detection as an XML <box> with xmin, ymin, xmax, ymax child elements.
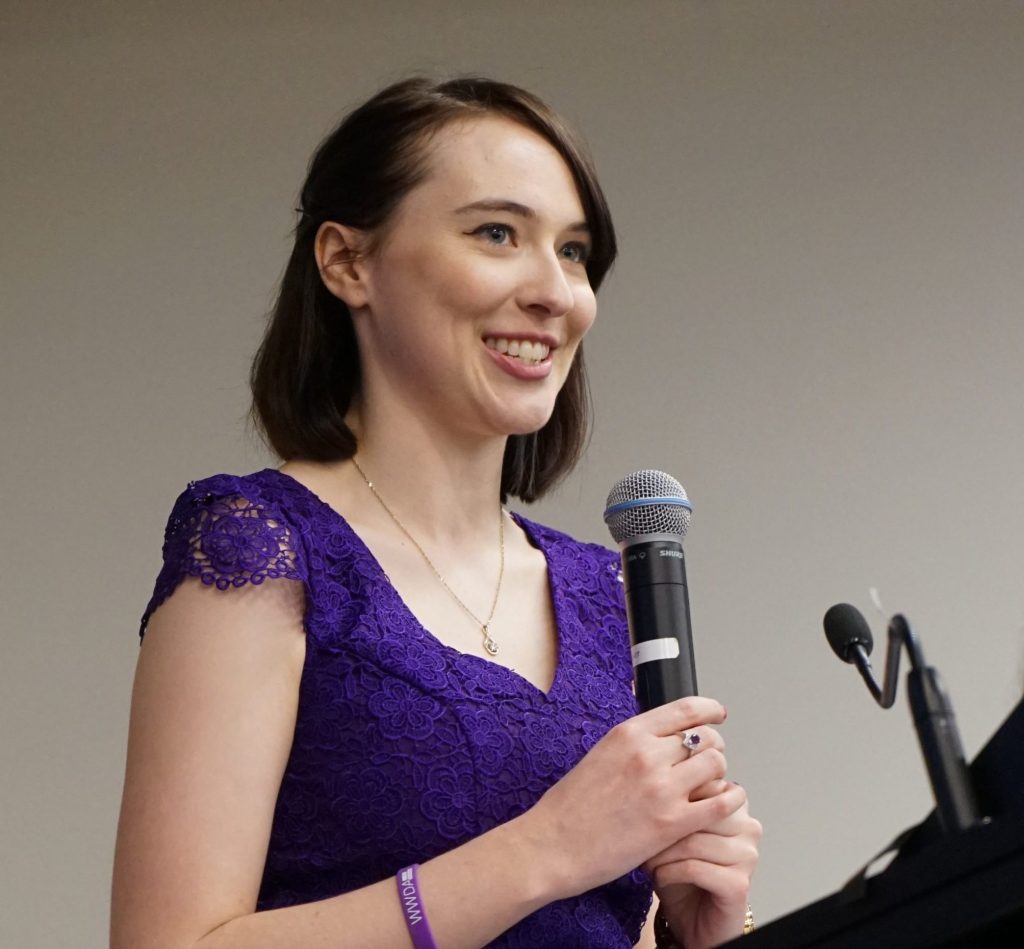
<box><xmin>141</xmin><ymin>469</ymin><xmax>652</xmax><ymax>947</ymax></box>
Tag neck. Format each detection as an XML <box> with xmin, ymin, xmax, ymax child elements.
<box><xmin>348</xmin><ymin>404</ymin><xmax>509</xmax><ymax>546</ymax></box>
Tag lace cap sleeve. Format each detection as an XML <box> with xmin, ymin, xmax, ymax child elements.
<box><xmin>140</xmin><ymin>476</ymin><xmax>308</xmax><ymax>639</ymax></box>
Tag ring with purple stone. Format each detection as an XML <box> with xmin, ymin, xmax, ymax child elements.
<box><xmin>680</xmin><ymin>730</ymin><xmax>702</xmax><ymax>757</ymax></box>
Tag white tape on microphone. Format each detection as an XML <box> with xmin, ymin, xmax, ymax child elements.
<box><xmin>631</xmin><ymin>637</ymin><xmax>681</xmax><ymax>667</ymax></box>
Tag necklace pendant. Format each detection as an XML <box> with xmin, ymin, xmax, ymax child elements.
<box><xmin>483</xmin><ymin>633</ymin><xmax>500</xmax><ymax>656</ymax></box>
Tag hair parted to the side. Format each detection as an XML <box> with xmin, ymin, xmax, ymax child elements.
<box><xmin>250</xmin><ymin>75</ymin><xmax>617</xmax><ymax>503</ymax></box>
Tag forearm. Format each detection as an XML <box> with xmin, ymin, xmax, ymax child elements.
<box><xmin>194</xmin><ymin>813</ymin><xmax>566</xmax><ymax>949</ymax></box>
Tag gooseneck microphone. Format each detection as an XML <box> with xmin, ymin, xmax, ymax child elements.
<box><xmin>823</xmin><ymin>602</ymin><xmax>979</xmax><ymax>833</ymax></box>
<box><xmin>823</xmin><ymin>602</ymin><xmax>903</xmax><ymax>708</ymax></box>
<box><xmin>604</xmin><ymin>470</ymin><xmax>697</xmax><ymax>711</ymax></box>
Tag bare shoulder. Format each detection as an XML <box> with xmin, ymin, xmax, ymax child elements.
<box><xmin>111</xmin><ymin>576</ymin><xmax>305</xmax><ymax>948</ymax></box>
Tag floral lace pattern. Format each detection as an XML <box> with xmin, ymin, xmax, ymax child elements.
<box><xmin>141</xmin><ymin>470</ymin><xmax>652</xmax><ymax>948</ymax></box>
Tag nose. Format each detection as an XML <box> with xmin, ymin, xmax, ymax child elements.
<box><xmin>517</xmin><ymin>249</ymin><xmax>576</xmax><ymax>319</ymax></box>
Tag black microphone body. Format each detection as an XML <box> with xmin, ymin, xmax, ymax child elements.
<box><xmin>605</xmin><ymin>470</ymin><xmax>698</xmax><ymax>712</ymax></box>
<box><xmin>620</xmin><ymin>538</ymin><xmax>698</xmax><ymax>710</ymax></box>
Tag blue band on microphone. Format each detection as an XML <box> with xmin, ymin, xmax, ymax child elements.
<box><xmin>603</xmin><ymin>496</ymin><xmax>693</xmax><ymax>521</ymax></box>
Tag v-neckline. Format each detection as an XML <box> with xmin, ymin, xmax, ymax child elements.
<box><xmin>265</xmin><ymin>468</ymin><xmax>566</xmax><ymax>701</ymax></box>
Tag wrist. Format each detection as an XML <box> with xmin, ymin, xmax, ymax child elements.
<box><xmin>506</xmin><ymin>803</ymin><xmax>577</xmax><ymax>904</ymax></box>
<box><xmin>412</xmin><ymin>812</ymin><xmax>571</xmax><ymax>944</ymax></box>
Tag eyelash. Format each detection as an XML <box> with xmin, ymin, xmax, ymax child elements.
<box><xmin>469</xmin><ymin>223</ymin><xmax>590</xmax><ymax>265</ymax></box>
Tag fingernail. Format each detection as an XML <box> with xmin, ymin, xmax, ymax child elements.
<box><xmin>722</xmin><ymin>705</ymin><xmax>728</xmax><ymax>720</ymax></box>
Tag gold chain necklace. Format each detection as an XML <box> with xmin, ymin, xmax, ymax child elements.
<box><xmin>350</xmin><ymin>457</ymin><xmax>506</xmax><ymax>656</ymax></box>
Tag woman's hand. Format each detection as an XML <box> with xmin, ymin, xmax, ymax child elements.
<box><xmin>645</xmin><ymin>779</ymin><xmax>762</xmax><ymax>949</ymax></box>
<box><xmin>522</xmin><ymin>697</ymin><xmax>744</xmax><ymax>899</ymax></box>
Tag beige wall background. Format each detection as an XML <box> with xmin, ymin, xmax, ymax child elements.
<box><xmin>4</xmin><ymin>1</ymin><xmax>1024</xmax><ymax>945</ymax></box>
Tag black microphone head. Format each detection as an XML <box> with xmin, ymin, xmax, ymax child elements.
<box><xmin>823</xmin><ymin>602</ymin><xmax>874</xmax><ymax>663</ymax></box>
<box><xmin>604</xmin><ymin>469</ymin><xmax>692</xmax><ymax>544</ymax></box>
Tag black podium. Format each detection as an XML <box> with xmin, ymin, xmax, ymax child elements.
<box><xmin>724</xmin><ymin>700</ymin><xmax>1024</xmax><ymax>949</ymax></box>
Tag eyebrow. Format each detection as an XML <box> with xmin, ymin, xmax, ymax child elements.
<box><xmin>454</xmin><ymin>199</ymin><xmax>589</xmax><ymax>233</ymax></box>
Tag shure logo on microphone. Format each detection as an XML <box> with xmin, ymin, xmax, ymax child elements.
<box><xmin>659</xmin><ymin>549</ymin><xmax>683</xmax><ymax>559</ymax></box>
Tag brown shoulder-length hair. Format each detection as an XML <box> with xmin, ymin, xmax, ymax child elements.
<box><xmin>250</xmin><ymin>76</ymin><xmax>617</xmax><ymax>503</ymax></box>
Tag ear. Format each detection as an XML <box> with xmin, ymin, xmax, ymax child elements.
<box><xmin>315</xmin><ymin>222</ymin><xmax>371</xmax><ymax>309</ymax></box>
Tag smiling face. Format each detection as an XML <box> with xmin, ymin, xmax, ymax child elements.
<box><xmin>342</xmin><ymin>114</ymin><xmax>598</xmax><ymax>442</ymax></box>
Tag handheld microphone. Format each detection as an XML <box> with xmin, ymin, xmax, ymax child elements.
<box><xmin>604</xmin><ymin>470</ymin><xmax>697</xmax><ymax>710</ymax></box>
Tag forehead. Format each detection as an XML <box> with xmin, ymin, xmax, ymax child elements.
<box><xmin>409</xmin><ymin>115</ymin><xmax>586</xmax><ymax>222</ymax></box>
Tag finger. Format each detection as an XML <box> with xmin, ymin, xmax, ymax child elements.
<box><xmin>704</xmin><ymin>808</ymin><xmax>762</xmax><ymax>841</ymax></box>
<box><xmin>646</xmin><ymin>829</ymin><xmax>760</xmax><ymax>873</ymax></box>
<box><xmin>651</xmin><ymin>857</ymin><xmax>753</xmax><ymax>905</ymax></box>
<box><xmin>693</xmin><ymin>788</ymin><xmax>756</xmax><ymax>834</ymax></box>
<box><xmin>689</xmin><ymin>778</ymin><xmax>730</xmax><ymax>801</ymax></box>
<box><xmin>644</xmin><ymin>792</ymin><xmax>758</xmax><ymax>872</ymax></box>
<box><xmin>674</xmin><ymin>772</ymin><xmax>745</xmax><ymax>825</ymax></box>
<box><xmin>640</xmin><ymin>697</ymin><xmax>727</xmax><ymax>737</ymax></box>
<box><xmin>673</xmin><ymin>747</ymin><xmax>728</xmax><ymax>797</ymax></box>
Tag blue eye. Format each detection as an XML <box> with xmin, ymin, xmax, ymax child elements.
<box><xmin>560</xmin><ymin>242</ymin><xmax>590</xmax><ymax>264</ymax></box>
<box><xmin>473</xmin><ymin>223</ymin><xmax>515</xmax><ymax>244</ymax></box>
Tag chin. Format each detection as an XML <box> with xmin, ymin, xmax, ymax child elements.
<box><xmin>476</xmin><ymin>386</ymin><xmax>562</xmax><ymax>439</ymax></box>
<box><xmin>506</xmin><ymin>385</ymin><xmax>566</xmax><ymax>431</ymax></box>
<box><xmin>503</xmin><ymin>410</ymin><xmax>556</xmax><ymax>437</ymax></box>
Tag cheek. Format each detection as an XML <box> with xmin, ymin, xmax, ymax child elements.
<box><xmin>423</xmin><ymin>259</ymin><xmax>514</xmax><ymax>322</ymax></box>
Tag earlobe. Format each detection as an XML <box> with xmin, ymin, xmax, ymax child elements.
<box><xmin>315</xmin><ymin>222</ymin><xmax>370</xmax><ymax>309</ymax></box>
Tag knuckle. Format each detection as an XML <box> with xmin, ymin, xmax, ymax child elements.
<box><xmin>702</xmin><ymin>748</ymin><xmax>728</xmax><ymax>776</ymax></box>
<box><xmin>650</xmin><ymin>807</ymin><xmax>678</xmax><ymax>839</ymax></box>
<box><xmin>613</xmin><ymin>717</ymin><xmax>642</xmax><ymax>744</ymax></box>
<box><xmin>709</xmin><ymin>793</ymin><xmax>735</xmax><ymax>820</ymax></box>
<box><xmin>606</xmin><ymin>719</ymin><xmax>628</xmax><ymax>740</ymax></box>
<box><xmin>604</xmin><ymin>720</ymin><xmax>633</xmax><ymax>751</ymax></box>
<box><xmin>694</xmin><ymin>726</ymin><xmax>721</xmax><ymax>749</ymax></box>
<box><xmin>676</xmin><ymin>697</ymin><xmax>700</xmax><ymax>720</ymax></box>
<box><xmin>628</xmin><ymin>744</ymin><xmax>659</xmax><ymax>775</ymax></box>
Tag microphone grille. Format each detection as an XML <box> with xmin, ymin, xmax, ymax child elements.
<box><xmin>604</xmin><ymin>469</ymin><xmax>692</xmax><ymax>544</ymax></box>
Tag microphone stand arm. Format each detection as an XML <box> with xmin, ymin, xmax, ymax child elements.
<box><xmin>849</xmin><ymin>617</ymin><xmax>908</xmax><ymax>708</ymax></box>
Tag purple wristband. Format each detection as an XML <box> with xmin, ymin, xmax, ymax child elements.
<box><xmin>396</xmin><ymin>864</ymin><xmax>440</xmax><ymax>949</ymax></box>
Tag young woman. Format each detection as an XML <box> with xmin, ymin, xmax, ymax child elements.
<box><xmin>111</xmin><ymin>76</ymin><xmax>760</xmax><ymax>949</ymax></box>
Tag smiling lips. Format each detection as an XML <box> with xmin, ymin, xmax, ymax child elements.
<box><xmin>484</xmin><ymin>336</ymin><xmax>552</xmax><ymax>366</ymax></box>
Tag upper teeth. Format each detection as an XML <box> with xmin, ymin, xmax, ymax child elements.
<box><xmin>485</xmin><ymin>338</ymin><xmax>551</xmax><ymax>364</ymax></box>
